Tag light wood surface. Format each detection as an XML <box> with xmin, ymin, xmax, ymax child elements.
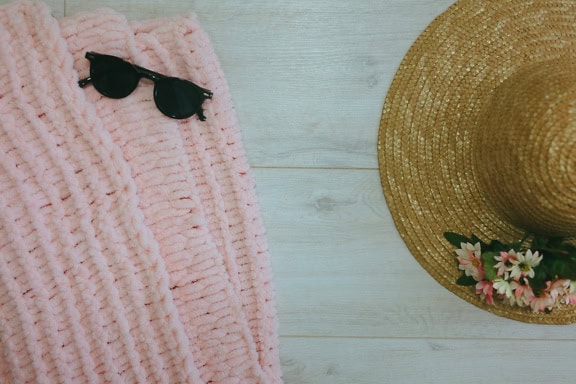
<box><xmin>9</xmin><ymin>1</ymin><xmax>576</xmax><ymax>383</ymax></box>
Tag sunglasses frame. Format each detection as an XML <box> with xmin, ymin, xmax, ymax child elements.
<box><xmin>78</xmin><ymin>52</ymin><xmax>213</xmax><ymax>120</ymax></box>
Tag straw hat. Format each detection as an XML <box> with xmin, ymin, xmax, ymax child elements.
<box><xmin>378</xmin><ymin>0</ymin><xmax>576</xmax><ymax>324</ymax></box>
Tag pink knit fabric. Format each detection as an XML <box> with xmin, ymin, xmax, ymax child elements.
<box><xmin>0</xmin><ymin>1</ymin><xmax>281</xmax><ymax>383</ymax></box>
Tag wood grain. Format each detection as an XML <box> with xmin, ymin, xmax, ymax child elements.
<box><xmin>280</xmin><ymin>337</ymin><xmax>576</xmax><ymax>384</ymax></box>
<box><xmin>256</xmin><ymin>168</ymin><xmax>576</xmax><ymax>340</ymax></box>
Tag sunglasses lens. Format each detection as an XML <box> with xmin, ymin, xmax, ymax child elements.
<box><xmin>90</xmin><ymin>55</ymin><xmax>140</xmax><ymax>99</ymax></box>
<box><xmin>154</xmin><ymin>77</ymin><xmax>206</xmax><ymax>119</ymax></box>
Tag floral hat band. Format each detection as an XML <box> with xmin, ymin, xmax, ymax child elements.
<box><xmin>378</xmin><ymin>0</ymin><xmax>576</xmax><ymax>324</ymax></box>
<box><xmin>446</xmin><ymin>233</ymin><xmax>576</xmax><ymax>314</ymax></box>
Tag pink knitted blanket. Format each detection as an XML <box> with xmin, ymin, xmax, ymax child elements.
<box><xmin>0</xmin><ymin>1</ymin><xmax>281</xmax><ymax>383</ymax></box>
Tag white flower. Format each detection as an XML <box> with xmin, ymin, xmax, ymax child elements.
<box><xmin>493</xmin><ymin>278</ymin><xmax>514</xmax><ymax>299</ymax></box>
<box><xmin>509</xmin><ymin>250</ymin><xmax>542</xmax><ymax>280</ymax></box>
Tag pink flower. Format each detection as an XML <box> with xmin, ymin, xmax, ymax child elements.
<box><xmin>510</xmin><ymin>279</ymin><xmax>535</xmax><ymax>307</ymax></box>
<box><xmin>548</xmin><ymin>279</ymin><xmax>575</xmax><ymax>305</ymax></box>
<box><xmin>530</xmin><ymin>293</ymin><xmax>556</xmax><ymax>312</ymax></box>
<box><xmin>494</xmin><ymin>250</ymin><xmax>518</xmax><ymax>279</ymax></box>
<box><xmin>456</xmin><ymin>242</ymin><xmax>484</xmax><ymax>281</ymax></box>
<box><xmin>530</xmin><ymin>281</ymin><xmax>559</xmax><ymax>312</ymax></box>
<box><xmin>476</xmin><ymin>280</ymin><xmax>494</xmax><ymax>305</ymax></box>
<box><xmin>549</xmin><ymin>279</ymin><xmax>570</xmax><ymax>295</ymax></box>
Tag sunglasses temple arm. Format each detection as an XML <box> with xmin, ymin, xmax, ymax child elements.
<box><xmin>78</xmin><ymin>77</ymin><xmax>92</xmax><ymax>88</ymax></box>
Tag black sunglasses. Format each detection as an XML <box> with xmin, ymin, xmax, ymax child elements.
<box><xmin>78</xmin><ymin>52</ymin><xmax>213</xmax><ymax>121</ymax></box>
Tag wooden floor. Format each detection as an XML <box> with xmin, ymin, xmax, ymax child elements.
<box><xmin>12</xmin><ymin>1</ymin><xmax>576</xmax><ymax>382</ymax></box>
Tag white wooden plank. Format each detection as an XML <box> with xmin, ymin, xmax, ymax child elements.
<box><xmin>194</xmin><ymin>0</ymin><xmax>455</xmax><ymax>170</ymax></box>
<box><xmin>65</xmin><ymin>0</ymin><xmax>455</xmax><ymax>169</ymax></box>
<box><xmin>255</xmin><ymin>168</ymin><xmax>576</xmax><ymax>340</ymax></box>
<box><xmin>280</xmin><ymin>336</ymin><xmax>576</xmax><ymax>384</ymax></box>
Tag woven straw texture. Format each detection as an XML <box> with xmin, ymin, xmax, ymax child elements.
<box><xmin>0</xmin><ymin>1</ymin><xmax>281</xmax><ymax>382</ymax></box>
<box><xmin>378</xmin><ymin>0</ymin><xmax>576</xmax><ymax>324</ymax></box>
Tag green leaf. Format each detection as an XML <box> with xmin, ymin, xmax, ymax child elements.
<box><xmin>546</xmin><ymin>237</ymin><xmax>566</xmax><ymax>249</ymax></box>
<box><xmin>530</xmin><ymin>264</ymin><xmax>550</xmax><ymax>294</ymax></box>
<box><xmin>555</xmin><ymin>240</ymin><xmax>576</xmax><ymax>256</ymax></box>
<box><xmin>532</xmin><ymin>236</ymin><xmax>575</xmax><ymax>257</ymax></box>
<box><xmin>531</xmin><ymin>235</ymin><xmax>549</xmax><ymax>250</ymax></box>
<box><xmin>456</xmin><ymin>275</ymin><xmax>477</xmax><ymax>286</ymax></box>
<box><xmin>470</xmin><ymin>234</ymin><xmax>489</xmax><ymax>249</ymax></box>
<box><xmin>488</xmin><ymin>239</ymin><xmax>509</xmax><ymax>253</ymax></box>
<box><xmin>542</xmin><ymin>256</ymin><xmax>576</xmax><ymax>280</ymax></box>
<box><xmin>537</xmin><ymin>248</ymin><xmax>572</xmax><ymax>259</ymax></box>
<box><xmin>444</xmin><ymin>232</ymin><xmax>471</xmax><ymax>248</ymax></box>
<box><xmin>470</xmin><ymin>234</ymin><xmax>480</xmax><ymax>243</ymax></box>
<box><xmin>481</xmin><ymin>251</ymin><xmax>499</xmax><ymax>281</ymax></box>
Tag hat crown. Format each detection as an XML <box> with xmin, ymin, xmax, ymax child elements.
<box><xmin>474</xmin><ymin>59</ymin><xmax>576</xmax><ymax>237</ymax></box>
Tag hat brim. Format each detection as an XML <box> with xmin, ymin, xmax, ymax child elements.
<box><xmin>378</xmin><ymin>0</ymin><xmax>576</xmax><ymax>324</ymax></box>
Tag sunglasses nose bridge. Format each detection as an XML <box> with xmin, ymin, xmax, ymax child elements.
<box><xmin>133</xmin><ymin>64</ymin><xmax>166</xmax><ymax>83</ymax></box>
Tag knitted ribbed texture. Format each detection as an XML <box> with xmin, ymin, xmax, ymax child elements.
<box><xmin>0</xmin><ymin>1</ymin><xmax>281</xmax><ymax>383</ymax></box>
